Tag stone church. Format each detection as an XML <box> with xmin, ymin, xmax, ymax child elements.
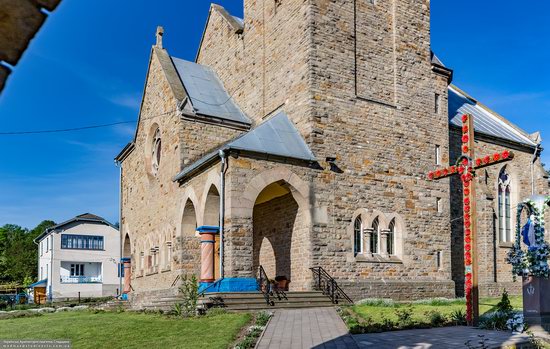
<box><xmin>115</xmin><ymin>0</ymin><xmax>549</xmax><ymax>304</ymax></box>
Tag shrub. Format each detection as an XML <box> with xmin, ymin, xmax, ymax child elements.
<box><xmin>256</xmin><ymin>311</ymin><xmax>272</xmax><ymax>326</ymax></box>
<box><xmin>176</xmin><ymin>274</ymin><xmax>199</xmax><ymax>317</ymax></box>
<box><xmin>450</xmin><ymin>309</ymin><xmax>467</xmax><ymax>326</ymax></box>
<box><xmin>424</xmin><ymin>310</ymin><xmax>447</xmax><ymax>327</ymax></box>
<box><xmin>478</xmin><ymin>311</ymin><xmax>509</xmax><ymax>331</ymax></box>
<box><xmin>394</xmin><ymin>305</ymin><xmax>413</xmax><ymax>326</ymax></box>
<box><xmin>233</xmin><ymin>311</ymin><xmax>272</xmax><ymax>349</ymax></box>
<box><xmin>496</xmin><ymin>290</ymin><xmax>513</xmax><ymax>315</ymax></box>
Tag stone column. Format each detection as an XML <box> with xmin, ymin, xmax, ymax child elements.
<box><xmin>197</xmin><ymin>226</ymin><xmax>219</xmax><ymax>283</ymax></box>
<box><xmin>380</xmin><ymin>229</ymin><xmax>390</xmax><ymax>257</ymax></box>
<box><xmin>364</xmin><ymin>229</ymin><xmax>372</xmax><ymax>255</ymax></box>
<box><xmin>122</xmin><ymin>258</ymin><xmax>131</xmax><ymax>294</ymax></box>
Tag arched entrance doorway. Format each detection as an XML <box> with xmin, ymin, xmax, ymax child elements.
<box><xmin>122</xmin><ymin>233</ymin><xmax>131</xmax><ymax>294</ymax></box>
<box><xmin>180</xmin><ymin>199</ymin><xmax>199</xmax><ymax>274</ymax></box>
<box><xmin>252</xmin><ymin>180</ymin><xmax>309</xmax><ymax>291</ymax></box>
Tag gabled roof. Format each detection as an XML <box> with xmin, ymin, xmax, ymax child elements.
<box><xmin>34</xmin><ymin>213</ymin><xmax>117</xmax><ymax>243</ymax></box>
<box><xmin>171</xmin><ymin>57</ymin><xmax>251</xmax><ymax>126</ymax></box>
<box><xmin>174</xmin><ymin>111</ymin><xmax>316</xmax><ymax>182</ymax></box>
<box><xmin>448</xmin><ymin>85</ymin><xmax>538</xmax><ymax>148</ymax></box>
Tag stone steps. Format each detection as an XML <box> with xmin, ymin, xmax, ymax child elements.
<box><xmin>200</xmin><ymin>291</ymin><xmax>336</xmax><ymax>311</ymax></box>
<box><xmin>137</xmin><ymin>291</ymin><xmax>337</xmax><ymax>312</ymax></box>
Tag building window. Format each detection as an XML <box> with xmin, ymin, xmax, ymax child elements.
<box><xmin>370</xmin><ymin>217</ymin><xmax>380</xmax><ymax>254</ymax></box>
<box><xmin>40</xmin><ymin>267</ymin><xmax>43</xmax><ymax>280</ymax></box>
<box><xmin>354</xmin><ymin>217</ymin><xmax>363</xmax><ymax>256</ymax></box>
<box><xmin>61</xmin><ymin>234</ymin><xmax>104</xmax><ymax>250</ymax></box>
<box><xmin>151</xmin><ymin>128</ymin><xmax>161</xmax><ymax>175</ymax></box>
<box><xmin>435</xmin><ymin>93</ymin><xmax>441</xmax><ymax>114</ymax></box>
<box><xmin>387</xmin><ymin>219</ymin><xmax>395</xmax><ymax>255</ymax></box>
<box><xmin>498</xmin><ymin>167</ymin><xmax>512</xmax><ymax>242</ymax></box>
<box><xmin>436</xmin><ymin>197</ymin><xmax>442</xmax><ymax>213</ymax></box>
<box><xmin>70</xmin><ymin>264</ymin><xmax>85</xmax><ymax>277</ymax></box>
<box><xmin>435</xmin><ymin>145</ymin><xmax>441</xmax><ymax>165</ymax></box>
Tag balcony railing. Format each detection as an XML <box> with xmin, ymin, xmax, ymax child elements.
<box><xmin>60</xmin><ymin>276</ymin><xmax>102</xmax><ymax>284</ymax></box>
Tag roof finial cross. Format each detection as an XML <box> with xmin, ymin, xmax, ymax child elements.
<box><xmin>155</xmin><ymin>26</ymin><xmax>164</xmax><ymax>49</ymax></box>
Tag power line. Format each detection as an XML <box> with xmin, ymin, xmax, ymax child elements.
<box><xmin>0</xmin><ymin>121</ymin><xmax>134</xmax><ymax>135</ymax></box>
<box><xmin>0</xmin><ymin>110</ymin><xmax>176</xmax><ymax>136</ymax></box>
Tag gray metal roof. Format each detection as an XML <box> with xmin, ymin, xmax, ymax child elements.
<box><xmin>228</xmin><ymin>111</ymin><xmax>316</xmax><ymax>161</ymax></box>
<box><xmin>174</xmin><ymin>111</ymin><xmax>316</xmax><ymax>182</ymax></box>
<box><xmin>431</xmin><ymin>52</ymin><xmax>445</xmax><ymax>67</ymax></box>
<box><xmin>448</xmin><ymin>86</ymin><xmax>537</xmax><ymax>147</ymax></box>
<box><xmin>171</xmin><ymin>56</ymin><xmax>251</xmax><ymax>125</ymax></box>
<box><xmin>232</xmin><ymin>16</ymin><xmax>244</xmax><ymax>27</ymax></box>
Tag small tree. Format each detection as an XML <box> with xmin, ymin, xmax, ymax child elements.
<box><xmin>176</xmin><ymin>274</ymin><xmax>199</xmax><ymax>317</ymax></box>
<box><xmin>496</xmin><ymin>290</ymin><xmax>513</xmax><ymax>315</ymax></box>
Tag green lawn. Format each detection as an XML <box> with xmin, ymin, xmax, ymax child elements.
<box><xmin>0</xmin><ymin>311</ymin><xmax>251</xmax><ymax>349</ymax></box>
<box><xmin>350</xmin><ymin>296</ymin><xmax>522</xmax><ymax>325</ymax></box>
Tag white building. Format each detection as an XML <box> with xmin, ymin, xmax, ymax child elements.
<box><xmin>32</xmin><ymin>213</ymin><xmax>120</xmax><ymax>302</ymax></box>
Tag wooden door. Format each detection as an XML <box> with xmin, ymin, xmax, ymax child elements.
<box><xmin>34</xmin><ymin>287</ymin><xmax>46</xmax><ymax>305</ymax></box>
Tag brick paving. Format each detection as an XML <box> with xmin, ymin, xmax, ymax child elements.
<box><xmin>255</xmin><ymin>307</ymin><xmax>359</xmax><ymax>349</ymax></box>
<box><xmin>256</xmin><ymin>308</ymin><xmax>536</xmax><ymax>349</ymax></box>
<box><xmin>353</xmin><ymin>326</ymin><xmax>532</xmax><ymax>349</ymax></box>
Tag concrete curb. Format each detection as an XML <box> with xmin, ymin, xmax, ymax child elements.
<box><xmin>253</xmin><ymin>311</ymin><xmax>274</xmax><ymax>349</ymax></box>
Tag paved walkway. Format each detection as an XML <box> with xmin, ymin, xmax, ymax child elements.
<box><xmin>255</xmin><ymin>307</ymin><xmax>359</xmax><ymax>349</ymax></box>
<box><xmin>353</xmin><ymin>326</ymin><xmax>531</xmax><ymax>349</ymax></box>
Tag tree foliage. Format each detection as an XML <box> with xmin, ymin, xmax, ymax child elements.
<box><xmin>0</xmin><ymin>220</ymin><xmax>55</xmax><ymax>285</ymax></box>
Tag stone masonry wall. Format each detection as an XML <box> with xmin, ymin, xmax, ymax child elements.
<box><xmin>302</xmin><ymin>0</ymin><xmax>455</xmax><ymax>299</ymax></box>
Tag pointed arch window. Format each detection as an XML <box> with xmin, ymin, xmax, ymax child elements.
<box><xmin>354</xmin><ymin>216</ymin><xmax>363</xmax><ymax>256</ymax></box>
<box><xmin>498</xmin><ymin>167</ymin><xmax>512</xmax><ymax>242</ymax></box>
<box><xmin>387</xmin><ymin>218</ymin><xmax>396</xmax><ymax>255</ymax></box>
<box><xmin>370</xmin><ymin>217</ymin><xmax>380</xmax><ymax>254</ymax></box>
<box><xmin>151</xmin><ymin>128</ymin><xmax>161</xmax><ymax>175</ymax></box>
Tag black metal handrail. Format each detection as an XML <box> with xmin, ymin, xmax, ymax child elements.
<box><xmin>257</xmin><ymin>265</ymin><xmax>274</xmax><ymax>306</ymax></box>
<box><xmin>310</xmin><ymin>267</ymin><xmax>353</xmax><ymax>304</ymax></box>
<box><xmin>171</xmin><ymin>274</ymin><xmax>180</xmax><ymax>288</ymax></box>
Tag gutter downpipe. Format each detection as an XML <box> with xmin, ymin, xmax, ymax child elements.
<box><xmin>116</xmin><ymin>160</ymin><xmax>123</xmax><ymax>297</ymax></box>
<box><xmin>219</xmin><ymin>149</ymin><xmax>227</xmax><ymax>279</ymax></box>
<box><xmin>531</xmin><ymin>144</ymin><xmax>541</xmax><ymax>195</ymax></box>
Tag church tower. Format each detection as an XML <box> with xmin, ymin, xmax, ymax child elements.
<box><xmin>194</xmin><ymin>0</ymin><xmax>456</xmax><ymax>298</ymax></box>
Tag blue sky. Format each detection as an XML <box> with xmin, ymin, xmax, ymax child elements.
<box><xmin>0</xmin><ymin>1</ymin><xmax>548</xmax><ymax>228</ymax></box>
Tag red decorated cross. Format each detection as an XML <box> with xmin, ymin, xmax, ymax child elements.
<box><xmin>427</xmin><ymin>114</ymin><xmax>515</xmax><ymax>326</ymax></box>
